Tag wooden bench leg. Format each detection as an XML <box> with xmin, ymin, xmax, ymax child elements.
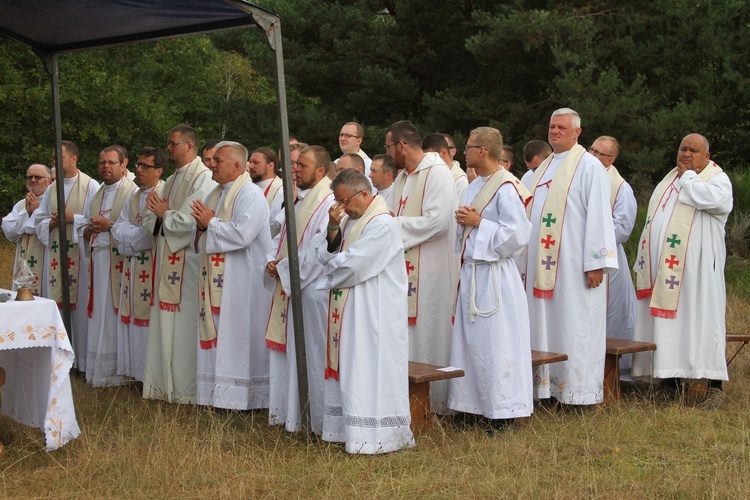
<box><xmin>409</xmin><ymin>381</ymin><xmax>431</xmax><ymax>433</ymax></box>
<box><xmin>604</xmin><ymin>353</ymin><xmax>620</xmax><ymax>402</ymax></box>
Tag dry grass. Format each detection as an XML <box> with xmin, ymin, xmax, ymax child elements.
<box><xmin>2</xmin><ymin>238</ymin><xmax>750</xmax><ymax>497</ymax></box>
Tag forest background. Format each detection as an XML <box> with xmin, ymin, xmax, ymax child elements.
<box><xmin>1</xmin><ymin>0</ymin><xmax>749</xmax><ymax>213</ymax></box>
<box><xmin>3</xmin><ymin>2</ymin><xmax>750</xmax><ymax>496</ymax></box>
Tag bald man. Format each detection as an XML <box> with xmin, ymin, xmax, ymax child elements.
<box><xmin>632</xmin><ymin>133</ymin><xmax>733</xmax><ymax>408</ymax></box>
<box><xmin>2</xmin><ymin>164</ymin><xmax>51</xmax><ymax>296</ymax></box>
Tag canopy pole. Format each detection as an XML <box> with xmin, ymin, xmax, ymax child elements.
<box><xmin>35</xmin><ymin>50</ymin><xmax>74</xmax><ymax>364</ymax></box>
<box><xmin>242</xmin><ymin>4</ymin><xmax>310</xmax><ymax>435</ymax></box>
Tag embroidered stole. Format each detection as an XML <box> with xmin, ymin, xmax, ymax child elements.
<box><xmin>15</xmin><ymin>208</ymin><xmax>46</xmax><ymax>296</ymax></box>
<box><xmin>197</xmin><ymin>172</ymin><xmax>251</xmax><ymax>349</ymax></box>
<box><xmin>634</xmin><ymin>162</ymin><xmax>722</xmax><ymax>318</ymax></box>
<box><xmin>157</xmin><ymin>158</ymin><xmax>211</xmax><ymax>312</ymax></box>
<box><xmin>607</xmin><ymin>165</ymin><xmax>626</xmax><ymax>211</ymax></box>
<box><xmin>264</xmin><ymin>176</ymin><xmax>283</xmax><ymax>207</ymax></box>
<box><xmin>120</xmin><ymin>181</ymin><xmax>164</xmax><ymax>327</ymax></box>
<box><xmin>325</xmin><ymin>195</ymin><xmax>391</xmax><ymax>380</ymax></box>
<box><xmin>48</xmin><ymin>172</ymin><xmax>93</xmax><ymax>308</ymax></box>
<box><xmin>453</xmin><ymin>171</ymin><xmax>531</xmax><ymax>320</ymax></box>
<box><xmin>265</xmin><ymin>177</ymin><xmax>333</xmax><ymax>351</ymax></box>
<box><xmin>86</xmin><ymin>179</ymin><xmax>136</xmax><ymax>317</ymax></box>
<box><xmin>393</xmin><ymin>166</ymin><xmax>432</xmax><ymax>325</ymax></box>
<box><xmin>526</xmin><ymin>144</ymin><xmax>586</xmax><ymax>299</ymax></box>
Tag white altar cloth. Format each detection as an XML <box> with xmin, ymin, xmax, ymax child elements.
<box><xmin>0</xmin><ymin>289</ymin><xmax>81</xmax><ymax>450</ymax></box>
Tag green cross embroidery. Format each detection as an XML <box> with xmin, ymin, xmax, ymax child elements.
<box><xmin>51</xmin><ymin>241</ymin><xmax>59</xmax><ymax>252</ymax></box>
<box><xmin>112</xmin><ymin>247</ymin><xmax>120</xmax><ymax>256</ymax></box>
<box><xmin>542</xmin><ymin>213</ymin><xmax>557</xmax><ymax>227</ymax></box>
<box><xmin>332</xmin><ymin>288</ymin><xmax>343</xmax><ymax>300</ymax></box>
<box><xmin>136</xmin><ymin>253</ymin><xmax>149</xmax><ymax>265</ymax></box>
<box><xmin>27</xmin><ymin>256</ymin><xmax>37</xmax><ymax>267</ymax></box>
<box><xmin>67</xmin><ymin>240</ymin><xmax>74</xmax><ymax>251</ymax></box>
<box><xmin>202</xmin><ymin>267</ymin><xmax>207</xmax><ymax>278</ymax></box>
<box><xmin>20</xmin><ymin>247</ymin><xmax>26</xmax><ymax>257</ymax></box>
<box><xmin>667</xmin><ymin>234</ymin><xmax>681</xmax><ymax>248</ymax></box>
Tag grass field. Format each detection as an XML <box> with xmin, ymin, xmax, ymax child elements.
<box><xmin>2</xmin><ymin>237</ymin><xmax>750</xmax><ymax>497</ymax></box>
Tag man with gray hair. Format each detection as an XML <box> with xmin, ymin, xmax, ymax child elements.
<box><xmin>315</xmin><ymin>168</ymin><xmax>415</xmax><ymax>454</ymax></box>
<box><xmin>525</xmin><ymin>108</ymin><xmax>617</xmax><ymax>406</ymax></box>
<box><xmin>190</xmin><ymin>141</ymin><xmax>272</xmax><ymax>410</ymax></box>
<box><xmin>2</xmin><ymin>163</ymin><xmax>52</xmax><ymax>296</ymax></box>
<box><xmin>589</xmin><ymin>135</ymin><xmax>637</xmax><ymax>380</ymax></box>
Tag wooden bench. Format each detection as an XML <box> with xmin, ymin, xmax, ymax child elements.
<box><xmin>532</xmin><ymin>350</ymin><xmax>568</xmax><ymax>367</ymax></box>
<box><xmin>409</xmin><ymin>351</ymin><xmax>568</xmax><ymax>432</ymax></box>
<box><xmin>408</xmin><ymin>361</ymin><xmax>464</xmax><ymax>432</ymax></box>
<box><xmin>726</xmin><ymin>333</ymin><xmax>750</xmax><ymax>366</ymax></box>
<box><xmin>604</xmin><ymin>338</ymin><xmax>656</xmax><ymax>401</ymax></box>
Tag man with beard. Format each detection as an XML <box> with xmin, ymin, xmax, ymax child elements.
<box><xmin>265</xmin><ymin>145</ymin><xmax>335</xmax><ymax>434</ymax></box>
<box><xmin>249</xmin><ymin>147</ymin><xmax>283</xmax><ymax>237</ymax></box>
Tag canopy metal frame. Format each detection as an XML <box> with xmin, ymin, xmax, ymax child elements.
<box><xmin>0</xmin><ymin>0</ymin><xmax>310</xmax><ymax>432</ymax></box>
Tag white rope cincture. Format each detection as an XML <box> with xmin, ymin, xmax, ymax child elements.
<box><xmin>468</xmin><ymin>260</ymin><xmax>504</xmax><ymax>323</ymax></box>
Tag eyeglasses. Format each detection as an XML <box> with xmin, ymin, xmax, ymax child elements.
<box><xmin>589</xmin><ymin>147</ymin><xmax>614</xmax><ymax>158</ymax></box>
<box><xmin>384</xmin><ymin>142</ymin><xmax>401</xmax><ymax>152</ymax></box>
<box><xmin>334</xmin><ymin>190</ymin><xmax>363</xmax><ymax>206</ymax></box>
<box><xmin>464</xmin><ymin>144</ymin><xmax>483</xmax><ymax>153</ymax></box>
<box><xmin>26</xmin><ymin>175</ymin><xmax>49</xmax><ymax>181</ymax></box>
<box><xmin>339</xmin><ymin>133</ymin><xmax>360</xmax><ymax>139</ymax></box>
<box><xmin>166</xmin><ymin>141</ymin><xmax>188</xmax><ymax>148</ymax></box>
<box><xmin>135</xmin><ymin>162</ymin><xmax>157</xmax><ymax>169</ymax></box>
<box><xmin>97</xmin><ymin>160</ymin><xmax>121</xmax><ymax>166</ymax></box>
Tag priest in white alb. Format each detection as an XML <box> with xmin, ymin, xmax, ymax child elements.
<box><xmin>249</xmin><ymin>147</ymin><xmax>283</xmax><ymax>237</ymax></box>
<box><xmin>143</xmin><ymin>125</ymin><xmax>217</xmax><ymax>403</ymax></box>
<box><xmin>111</xmin><ymin>147</ymin><xmax>166</xmax><ymax>382</ymax></box>
<box><xmin>3</xmin><ymin>163</ymin><xmax>51</xmax><ymax>297</ymax></box>
<box><xmin>76</xmin><ymin>146</ymin><xmax>137</xmax><ymax>386</ymax></box>
<box><xmin>191</xmin><ymin>141</ymin><xmax>272</xmax><ymax>410</ymax></box>
<box><xmin>449</xmin><ymin>127</ymin><xmax>534</xmax><ymax>428</ymax></box>
<box><xmin>315</xmin><ymin>169</ymin><xmax>415</xmax><ymax>454</ymax></box>
<box><xmin>265</xmin><ymin>145</ymin><xmax>336</xmax><ymax>433</ymax></box>
<box><xmin>632</xmin><ymin>133</ymin><xmax>733</xmax><ymax>408</ymax></box>
<box><xmin>589</xmin><ymin>136</ymin><xmax>638</xmax><ymax>379</ymax></box>
<box><xmin>525</xmin><ymin>108</ymin><xmax>617</xmax><ymax>405</ymax></box>
<box><xmin>385</xmin><ymin>120</ymin><xmax>457</xmax><ymax>414</ymax></box>
<box><xmin>35</xmin><ymin>140</ymin><xmax>100</xmax><ymax>369</ymax></box>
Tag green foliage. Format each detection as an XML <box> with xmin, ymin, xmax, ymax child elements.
<box><xmin>2</xmin><ymin>0</ymin><xmax>750</xmax><ymax>214</ymax></box>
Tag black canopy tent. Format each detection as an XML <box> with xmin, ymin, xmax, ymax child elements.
<box><xmin>0</xmin><ymin>0</ymin><xmax>310</xmax><ymax>431</ymax></box>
